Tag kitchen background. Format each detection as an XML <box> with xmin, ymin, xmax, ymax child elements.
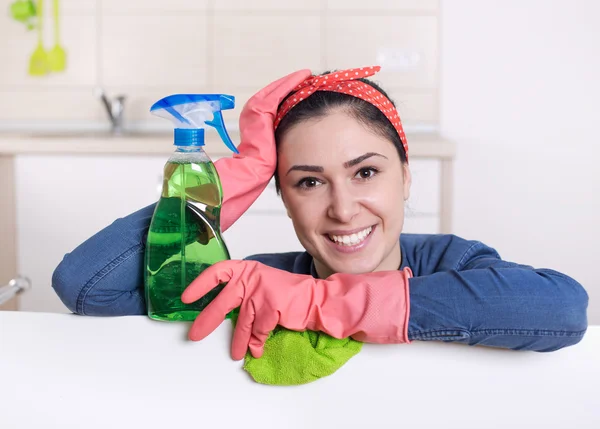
<box><xmin>0</xmin><ymin>0</ymin><xmax>598</xmax><ymax>323</ymax></box>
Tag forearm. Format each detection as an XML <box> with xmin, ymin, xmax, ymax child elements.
<box><xmin>407</xmin><ymin>267</ymin><xmax>588</xmax><ymax>351</ymax></box>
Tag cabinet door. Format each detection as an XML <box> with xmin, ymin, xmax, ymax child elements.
<box><xmin>223</xmin><ymin>213</ymin><xmax>304</xmax><ymax>260</ymax></box>
<box><xmin>404</xmin><ymin>159</ymin><xmax>441</xmax><ymax>234</ymax></box>
<box><xmin>15</xmin><ymin>154</ymin><xmax>167</xmax><ymax>313</ymax></box>
<box><xmin>407</xmin><ymin>159</ymin><xmax>441</xmax><ymax>216</ymax></box>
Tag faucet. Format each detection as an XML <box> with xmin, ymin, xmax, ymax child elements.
<box><xmin>95</xmin><ymin>88</ymin><xmax>126</xmax><ymax>134</ymax></box>
<box><xmin>0</xmin><ymin>276</ymin><xmax>31</xmax><ymax>306</ymax></box>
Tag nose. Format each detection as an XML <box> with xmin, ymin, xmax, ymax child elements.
<box><xmin>327</xmin><ymin>182</ymin><xmax>360</xmax><ymax>223</ymax></box>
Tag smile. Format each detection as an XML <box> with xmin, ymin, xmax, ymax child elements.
<box><xmin>327</xmin><ymin>226</ymin><xmax>373</xmax><ymax>246</ymax></box>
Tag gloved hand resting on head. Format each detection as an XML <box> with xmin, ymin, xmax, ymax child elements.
<box><xmin>214</xmin><ymin>69</ymin><xmax>312</xmax><ymax>232</ymax></box>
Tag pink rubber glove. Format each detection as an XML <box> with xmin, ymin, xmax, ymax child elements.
<box><xmin>214</xmin><ymin>69</ymin><xmax>312</xmax><ymax>232</ymax></box>
<box><xmin>181</xmin><ymin>260</ymin><xmax>412</xmax><ymax>360</ymax></box>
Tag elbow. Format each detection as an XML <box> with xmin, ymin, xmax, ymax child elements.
<box><xmin>548</xmin><ymin>269</ymin><xmax>588</xmax><ymax>332</ymax></box>
<box><xmin>51</xmin><ymin>246</ymin><xmax>147</xmax><ymax>317</ymax></box>
<box><xmin>561</xmin><ymin>279</ymin><xmax>589</xmax><ymax>343</ymax></box>
<box><xmin>51</xmin><ymin>204</ymin><xmax>154</xmax><ymax>316</ymax></box>
<box><xmin>535</xmin><ymin>269</ymin><xmax>589</xmax><ymax>351</ymax></box>
<box><xmin>52</xmin><ymin>254</ymin><xmax>82</xmax><ymax>314</ymax></box>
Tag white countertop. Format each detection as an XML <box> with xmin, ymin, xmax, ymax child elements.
<box><xmin>1</xmin><ymin>311</ymin><xmax>598</xmax><ymax>429</ymax></box>
<box><xmin>0</xmin><ymin>131</ymin><xmax>456</xmax><ymax>158</ymax></box>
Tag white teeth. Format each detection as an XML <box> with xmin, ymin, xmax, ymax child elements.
<box><xmin>328</xmin><ymin>226</ymin><xmax>372</xmax><ymax>246</ymax></box>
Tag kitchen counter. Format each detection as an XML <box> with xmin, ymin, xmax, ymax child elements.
<box><xmin>1</xmin><ymin>311</ymin><xmax>598</xmax><ymax>429</ymax></box>
<box><xmin>0</xmin><ymin>131</ymin><xmax>456</xmax><ymax>157</ymax></box>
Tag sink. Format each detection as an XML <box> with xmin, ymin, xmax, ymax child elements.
<box><xmin>22</xmin><ymin>130</ymin><xmax>171</xmax><ymax>140</ymax></box>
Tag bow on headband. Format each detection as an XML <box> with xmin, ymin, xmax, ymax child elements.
<box><xmin>274</xmin><ymin>66</ymin><xmax>408</xmax><ymax>159</ymax></box>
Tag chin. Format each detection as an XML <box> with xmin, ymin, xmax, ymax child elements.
<box><xmin>326</xmin><ymin>257</ymin><xmax>381</xmax><ymax>275</ymax></box>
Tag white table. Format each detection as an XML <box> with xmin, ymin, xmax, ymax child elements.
<box><xmin>1</xmin><ymin>311</ymin><xmax>598</xmax><ymax>429</ymax></box>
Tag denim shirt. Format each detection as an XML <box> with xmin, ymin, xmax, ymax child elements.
<box><xmin>52</xmin><ymin>204</ymin><xmax>589</xmax><ymax>352</ymax></box>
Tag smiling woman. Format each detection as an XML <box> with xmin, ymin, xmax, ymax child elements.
<box><xmin>52</xmin><ymin>67</ymin><xmax>589</xmax><ymax>362</ymax></box>
<box><xmin>277</xmin><ymin>112</ymin><xmax>409</xmax><ymax>278</ymax></box>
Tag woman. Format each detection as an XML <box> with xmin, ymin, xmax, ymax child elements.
<box><xmin>52</xmin><ymin>67</ymin><xmax>588</xmax><ymax>360</ymax></box>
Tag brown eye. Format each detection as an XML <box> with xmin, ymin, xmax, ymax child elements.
<box><xmin>296</xmin><ymin>177</ymin><xmax>321</xmax><ymax>189</ymax></box>
<box><xmin>355</xmin><ymin>167</ymin><xmax>379</xmax><ymax>180</ymax></box>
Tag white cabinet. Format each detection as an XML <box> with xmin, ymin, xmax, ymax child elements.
<box><xmin>15</xmin><ymin>154</ymin><xmax>167</xmax><ymax>313</ymax></box>
<box><xmin>224</xmin><ymin>214</ymin><xmax>304</xmax><ymax>260</ymax></box>
<box><xmin>404</xmin><ymin>159</ymin><xmax>441</xmax><ymax>234</ymax></box>
<box><xmin>14</xmin><ymin>155</ymin><xmax>444</xmax><ymax>313</ymax></box>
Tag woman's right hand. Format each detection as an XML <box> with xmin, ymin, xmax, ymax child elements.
<box><xmin>214</xmin><ymin>69</ymin><xmax>312</xmax><ymax>232</ymax></box>
<box><xmin>182</xmin><ymin>259</ymin><xmax>413</xmax><ymax>361</ymax></box>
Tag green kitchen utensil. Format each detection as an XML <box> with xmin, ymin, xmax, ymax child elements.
<box><xmin>47</xmin><ymin>0</ymin><xmax>66</xmax><ymax>72</ymax></box>
<box><xmin>9</xmin><ymin>0</ymin><xmax>37</xmax><ymax>30</ymax></box>
<box><xmin>28</xmin><ymin>0</ymin><xmax>48</xmax><ymax>76</ymax></box>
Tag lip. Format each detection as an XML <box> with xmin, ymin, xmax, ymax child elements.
<box><xmin>323</xmin><ymin>225</ymin><xmax>376</xmax><ymax>254</ymax></box>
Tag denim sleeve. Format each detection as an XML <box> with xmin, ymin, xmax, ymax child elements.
<box><xmin>52</xmin><ymin>204</ymin><xmax>156</xmax><ymax>316</ymax></box>
<box><xmin>407</xmin><ymin>242</ymin><xmax>589</xmax><ymax>351</ymax></box>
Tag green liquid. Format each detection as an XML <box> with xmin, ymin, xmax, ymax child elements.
<box><xmin>145</xmin><ymin>160</ymin><xmax>230</xmax><ymax>322</ymax></box>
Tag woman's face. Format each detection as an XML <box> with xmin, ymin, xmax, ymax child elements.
<box><xmin>277</xmin><ymin>109</ymin><xmax>411</xmax><ymax>278</ymax></box>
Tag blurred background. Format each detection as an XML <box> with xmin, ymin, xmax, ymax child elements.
<box><xmin>0</xmin><ymin>0</ymin><xmax>598</xmax><ymax>323</ymax></box>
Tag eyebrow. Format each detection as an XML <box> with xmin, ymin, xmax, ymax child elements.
<box><xmin>285</xmin><ymin>152</ymin><xmax>388</xmax><ymax>176</ymax></box>
<box><xmin>343</xmin><ymin>152</ymin><xmax>388</xmax><ymax>168</ymax></box>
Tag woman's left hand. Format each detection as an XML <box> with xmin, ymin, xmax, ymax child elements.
<box><xmin>182</xmin><ymin>260</ymin><xmax>412</xmax><ymax>360</ymax></box>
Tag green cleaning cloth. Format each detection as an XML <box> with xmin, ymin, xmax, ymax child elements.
<box><xmin>231</xmin><ymin>314</ymin><xmax>362</xmax><ymax>386</ymax></box>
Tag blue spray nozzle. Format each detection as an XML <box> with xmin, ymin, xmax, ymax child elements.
<box><xmin>150</xmin><ymin>94</ymin><xmax>239</xmax><ymax>154</ymax></box>
<box><xmin>205</xmin><ymin>111</ymin><xmax>238</xmax><ymax>154</ymax></box>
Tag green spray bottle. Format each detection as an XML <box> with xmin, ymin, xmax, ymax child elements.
<box><xmin>145</xmin><ymin>94</ymin><xmax>238</xmax><ymax>322</ymax></box>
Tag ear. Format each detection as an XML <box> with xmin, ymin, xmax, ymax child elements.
<box><xmin>402</xmin><ymin>163</ymin><xmax>412</xmax><ymax>201</ymax></box>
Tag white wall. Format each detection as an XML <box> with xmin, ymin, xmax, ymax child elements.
<box><xmin>0</xmin><ymin>0</ymin><xmax>439</xmax><ymax>131</ymax></box>
<box><xmin>440</xmin><ymin>0</ymin><xmax>600</xmax><ymax>323</ymax></box>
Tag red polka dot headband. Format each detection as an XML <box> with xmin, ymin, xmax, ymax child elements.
<box><xmin>274</xmin><ymin>66</ymin><xmax>408</xmax><ymax>160</ymax></box>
